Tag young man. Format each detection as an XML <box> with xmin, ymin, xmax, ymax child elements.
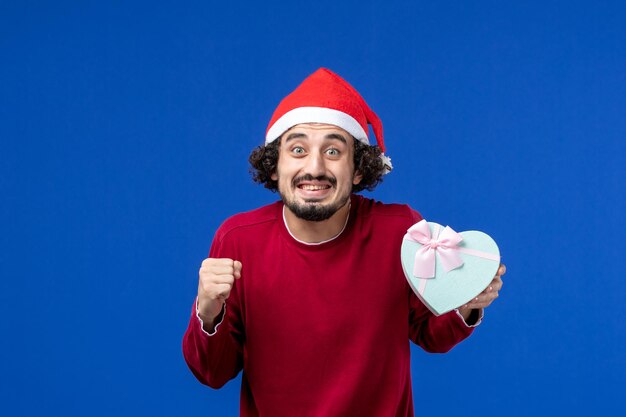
<box><xmin>183</xmin><ymin>68</ymin><xmax>505</xmax><ymax>417</ymax></box>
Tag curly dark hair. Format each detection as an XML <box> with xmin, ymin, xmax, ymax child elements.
<box><xmin>248</xmin><ymin>138</ymin><xmax>385</xmax><ymax>193</ymax></box>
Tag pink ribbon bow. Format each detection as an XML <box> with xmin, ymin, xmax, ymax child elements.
<box><xmin>406</xmin><ymin>220</ymin><xmax>464</xmax><ymax>279</ymax></box>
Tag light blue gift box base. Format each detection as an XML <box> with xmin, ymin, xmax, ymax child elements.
<box><xmin>401</xmin><ymin>222</ymin><xmax>500</xmax><ymax>316</ymax></box>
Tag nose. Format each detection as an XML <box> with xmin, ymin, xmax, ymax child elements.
<box><xmin>304</xmin><ymin>151</ymin><xmax>326</xmax><ymax>177</ymax></box>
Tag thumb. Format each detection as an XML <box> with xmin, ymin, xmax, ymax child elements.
<box><xmin>233</xmin><ymin>260</ymin><xmax>243</xmax><ymax>279</ymax></box>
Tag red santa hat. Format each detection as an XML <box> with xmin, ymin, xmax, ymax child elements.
<box><xmin>265</xmin><ymin>68</ymin><xmax>392</xmax><ymax>174</ymax></box>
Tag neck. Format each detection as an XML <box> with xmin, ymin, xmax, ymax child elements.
<box><xmin>283</xmin><ymin>200</ymin><xmax>351</xmax><ymax>244</ymax></box>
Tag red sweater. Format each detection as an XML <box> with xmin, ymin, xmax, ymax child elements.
<box><xmin>183</xmin><ymin>195</ymin><xmax>474</xmax><ymax>417</ymax></box>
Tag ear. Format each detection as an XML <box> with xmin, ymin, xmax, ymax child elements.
<box><xmin>271</xmin><ymin>172</ymin><xmax>278</xmax><ymax>181</ymax></box>
<box><xmin>353</xmin><ymin>170</ymin><xmax>363</xmax><ymax>185</ymax></box>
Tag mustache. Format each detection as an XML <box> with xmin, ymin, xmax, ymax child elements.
<box><xmin>292</xmin><ymin>174</ymin><xmax>337</xmax><ymax>187</ymax></box>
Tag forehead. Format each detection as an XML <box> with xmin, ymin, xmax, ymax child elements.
<box><xmin>283</xmin><ymin>123</ymin><xmax>354</xmax><ymax>141</ymax></box>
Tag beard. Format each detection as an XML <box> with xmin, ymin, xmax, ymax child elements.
<box><xmin>282</xmin><ymin>195</ymin><xmax>350</xmax><ymax>221</ymax></box>
<box><xmin>280</xmin><ymin>174</ymin><xmax>350</xmax><ymax>222</ymax></box>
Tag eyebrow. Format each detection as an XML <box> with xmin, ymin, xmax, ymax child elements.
<box><xmin>284</xmin><ymin>132</ymin><xmax>348</xmax><ymax>144</ymax></box>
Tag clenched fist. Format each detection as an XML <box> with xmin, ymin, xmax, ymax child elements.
<box><xmin>197</xmin><ymin>258</ymin><xmax>242</xmax><ymax>329</ymax></box>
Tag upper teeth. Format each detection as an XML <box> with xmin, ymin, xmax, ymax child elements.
<box><xmin>301</xmin><ymin>184</ymin><xmax>328</xmax><ymax>190</ymax></box>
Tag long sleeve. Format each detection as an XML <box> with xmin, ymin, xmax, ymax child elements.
<box><xmin>408</xmin><ymin>291</ymin><xmax>474</xmax><ymax>353</ymax></box>
<box><xmin>182</xmin><ymin>227</ymin><xmax>245</xmax><ymax>388</ymax></box>
<box><xmin>182</xmin><ymin>298</ymin><xmax>244</xmax><ymax>388</ymax></box>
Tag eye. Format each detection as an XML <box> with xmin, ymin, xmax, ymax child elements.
<box><xmin>291</xmin><ymin>146</ymin><xmax>305</xmax><ymax>155</ymax></box>
<box><xmin>325</xmin><ymin>148</ymin><xmax>340</xmax><ymax>156</ymax></box>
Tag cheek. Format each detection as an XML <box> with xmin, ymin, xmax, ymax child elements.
<box><xmin>275</xmin><ymin>158</ymin><xmax>301</xmax><ymax>180</ymax></box>
<box><xmin>339</xmin><ymin>161</ymin><xmax>357</xmax><ymax>184</ymax></box>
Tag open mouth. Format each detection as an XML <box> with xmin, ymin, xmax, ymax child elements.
<box><xmin>295</xmin><ymin>181</ymin><xmax>334</xmax><ymax>200</ymax></box>
<box><xmin>292</xmin><ymin>175</ymin><xmax>337</xmax><ymax>200</ymax></box>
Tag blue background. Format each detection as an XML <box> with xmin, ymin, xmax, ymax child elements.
<box><xmin>1</xmin><ymin>1</ymin><xmax>624</xmax><ymax>415</ymax></box>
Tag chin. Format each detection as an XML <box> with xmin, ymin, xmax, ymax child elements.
<box><xmin>283</xmin><ymin>195</ymin><xmax>350</xmax><ymax>222</ymax></box>
<box><xmin>290</xmin><ymin>206</ymin><xmax>337</xmax><ymax>222</ymax></box>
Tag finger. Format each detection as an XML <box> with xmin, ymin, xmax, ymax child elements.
<box><xmin>482</xmin><ymin>278</ymin><xmax>501</xmax><ymax>294</ymax></box>
<box><xmin>468</xmin><ymin>290</ymin><xmax>499</xmax><ymax>307</ymax></box>
<box><xmin>464</xmin><ymin>299</ymin><xmax>491</xmax><ymax>310</ymax></box>
<box><xmin>464</xmin><ymin>302</ymin><xmax>486</xmax><ymax>310</ymax></box>
<box><xmin>199</xmin><ymin>272</ymin><xmax>234</xmax><ymax>291</ymax></box>
<box><xmin>462</xmin><ymin>296</ymin><xmax>480</xmax><ymax>309</ymax></box>
<box><xmin>210</xmin><ymin>275</ymin><xmax>236</xmax><ymax>286</ymax></box>
<box><xmin>497</xmin><ymin>263</ymin><xmax>506</xmax><ymax>276</ymax></box>
<box><xmin>491</xmin><ymin>275</ymin><xmax>503</xmax><ymax>291</ymax></box>
<box><xmin>457</xmin><ymin>303</ymin><xmax>472</xmax><ymax>313</ymax></box>
<box><xmin>201</xmin><ymin>263</ymin><xmax>237</xmax><ymax>276</ymax></box>
<box><xmin>199</xmin><ymin>259</ymin><xmax>234</xmax><ymax>275</ymax></box>
<box><xmin>202</xmin><ymin>258</ymin><xmax>235</xmax><ymax>267</ymax></box>
<box><xmin>233</xmin><ymin>260</ymin><xmax>242</xmax><ymax>279</ymax></box>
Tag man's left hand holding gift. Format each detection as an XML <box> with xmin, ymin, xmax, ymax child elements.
<box><xmin>458</xmin><ymin>264</ymin><xmax>506</xmax><ymax>321</ymax></box>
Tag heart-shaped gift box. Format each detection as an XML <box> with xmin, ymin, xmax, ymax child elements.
<box><xmin>401</xmin><ymin>220</ymin><xmax>500</xmax><ymax>316</ymax></box>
